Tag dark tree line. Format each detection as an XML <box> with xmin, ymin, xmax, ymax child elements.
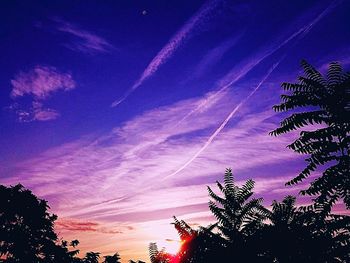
<box><xmin>1</xmin><ymin>60</ymin><xmax>349</xmax><ymax>263</ymax></box>
<box><xmin>149</xmin><ymin>61</ymin><xmax>350</xmax><ymax>263</ymax></box>
<box><xmin>150</xmin><ymin>169</ymin><xmax>350</xmax><ymax>263</ymax></box>
<box><xmin>0</xmin><ymin>184</ymin><xmax>136</xmax><ymax>263</ymax></box>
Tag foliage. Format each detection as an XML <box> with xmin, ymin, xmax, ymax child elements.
<box><xmin>151</xmin><ymin>168</ymin><xmax>350</xmax><ymax>263</ymax></box>
<box><xmin>0</xmin><ymin>184</ymin><xmax>59</xmax><ymax>262</ymax></box>
<box><xmin>0</xmin><ymin>184</ymin><xmax>129</xmax><ymax>263</ymax></box>
<box><xmin>172</xmin><ymin>217</ymin><xmax>226</xmax><ymax>263</ymax></box>
<box><xmin>84</xmin><ymin>252</ymin><xmax>100</xmax><ymax>263</ymax></box>
<box><xmin>149</xmin><ymin>242</ymin><xmax>174</xmax><ymax>263</ymax></box>
<box><xmin>207</xmin><ymin>168</ymin><xmax>267</xmax><ymax>242</ymax></box>
<box><xmin>103</xmin><ymin>252</ymin><xmax>121</xmax><ymax>263</ymax></box>
<box><xmin>2</xmin><ymin>60</ymin><xmax>350</xmax><ymax>263</ymax></box>
<box><xmin>258</xmin><ymin>196</ymin><xmax>350</xmax><ymax>262</ymax></box>
<box><xmin>271</xmin><ymin>60</ymin><xmax>350</xmax><ymax>207</ymax></box>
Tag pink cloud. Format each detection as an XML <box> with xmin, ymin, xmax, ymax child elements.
<box><xmin>190</xmin><ymin>35</ymin><xmax>242</xmax><ymax>80</ymax></box>
<box><xmin>6</xmin><ymin>87</ymin><xmax>299</xmax><ymax>220</ymax></box>
<box><xmin>9</xmin><ymin>66</ymin><xmax>75</xmax><ymax>122</ymax></box>
<box><xmin>4</xmin><ymin>88</ymin><xmax>302</xmax><ymax>261</ymax></box>
<box><xmin>13</xmin><ymin>101</ymin><xmax>60</xmax><ymax>122</ymax></box>
<box><xmin>11</xmin><ymin>66</ymin><xmax>75</xmax><ymax>99</ymax></box>
<box><xmin>56</xmin><ymin>218</ymin><xmax>125</xmax><ymax>234</ymax></box>
<box><xmin>6</xmin><ymin>7</ymin><xmax>338</xmax><ymax>252</ymax></box>
<box><xmin>33</xmin><ymin>108</ymin><xmax>60</xmax><ymax>121</ymax></box>
<box><xmin>4</xmin><ymin>63</ymin><xmax>311</xmax><ymax>260</ymax></box>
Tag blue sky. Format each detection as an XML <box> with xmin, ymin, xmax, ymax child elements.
<box><xmin>1</xmin><ymin>0</ymin><xmax>350</xmax><ymax>261</ymax></box>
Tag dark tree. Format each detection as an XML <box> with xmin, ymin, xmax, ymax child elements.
<box><xmin>206</xmin><ymin>168</ymin><xmax>271</xmax><ymax>262</ymax></box>
<box><xmin>270</xmin><ymin>60</ymin><xmax>350</xmax><ymax>207</ymax></box>
<box><xmin>0</xmin><ymin>184</ymin><xmax>60</xmax><ymax>262</ymax></box>
<box><xmin>83</xmin><ymin>252</ymin><xmax>100</xmax><ymax>263</ymax></box>
<box><xmin>256</xmin><ymin>196</ymin><xmax>350</xmax><ymax>262</ymax></box>
<box><xmin>172</xmin><ymin>217</ymin><xmax>226</xmax><ymax>263</ymax></box>
<box><xmin>103</xmin><ymin>252</ymin><xmax>121</xmax><ymax>263</ymax></box>
<box><xmin>208</xmin><ymin>169</ymin><xmax>267</xmax><ymax>243</ymax></box>
<box><xmin>166</xmin><ymin>168</ymin><xmax>350</xmax><ymax>262</ymax></box>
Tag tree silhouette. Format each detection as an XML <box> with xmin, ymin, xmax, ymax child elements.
<box><xmin>158</xmin><ymin>168</ymin><xmax>350</xmax><ymax>263</ymax></box>
<box><xmin>271</xmin><ymin>60</ymin><xmax>350</xmax><ymax>207</ymax></box>
<box><xmin>172</xmin><ymin>216</ymin><xmax>226</xmax><ymax>263</ymax></box>
<box><xmin>208</xmin><ymin>169</ymin><xmax>267</xmax><ymax>244</ymax></box>
<box><xmin>257</xmin><ymin>196</ymin><xmax>350</xmax><ymax>262</ymax></box>
<box><xmin>103</xmin><ymin>252</ymin><xmax>121</xmax><ymax>263</ymax></box>
<box><xmin>83</xmin><ymin>252</ymin><xmax>100</xmax><ymax>263</ymax></box>
<box><xmin>154</xmin><ymin>169</ymin><xmax>270</xmax><ymax>263</ymax></box>
<box><xmin>52</xmin><ymin>239</ymin><xmax>83</xmax><ymax>263</ymax></box>
<box><xmin>206</xmin><ymin>168</ymin><xmax>272</xmax><ymax>262</ymax></box>
<box><xmin>0</xmin><ymin>184</ymin><xmax>60</xmax><ymax>262</ymax></box>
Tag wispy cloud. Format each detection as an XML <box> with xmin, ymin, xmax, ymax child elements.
<box><xmin>9</xmin><ymin>65</ymin><xmax>75</xmax><ymax>122</ymax></box>
<box><xmin>157</xmin><ymin>0</ymin><xmax>340</xmax><ymax>205</ymax></box>
<box><xmin>190</xmin><ymin>34</ymin><xmax>243</xmax><ymax>80</ymax></box>
<box><xmin>32</xmin><ymin>108</ymin><xmax>60</xmax><ymax>121</ymax></box>
<box><xmin>111</xmin><ymin>0</ymin><xmax>222</xmax><ymax>107</ymax></box>
<box><xmin>13</xmin><ymin>102</ymin><xmax>60</xmax><ymax>122</ymax></box>
<box><xmin>164</xmin><ymin>56</ymin><xmax>285</xmax><ymax>180</ymax></box>
<box><xmin>183</xmin><ymin>0</ymin><xmax>342</xmax><ymax>123</ymax></box>
<box><xmin>5</xmin><ymin>81</ymin><xmax>301</xmax><ymax>259</ymax></box>
<box><xmin>56</xmin><ymin>218</ymin><xmax>127</xmax><ymax>234</ymax></box>
<box><xmin>53</xmin><ymin>18</ymin><xmax>113</xmax><ymax>54</ymax></box>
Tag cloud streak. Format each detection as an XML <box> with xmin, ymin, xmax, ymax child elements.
<box><xmin>3</xmin><ymin>1</ymin><xmax>344</xmax><ymax>261</ymax></box>
<box><xmin>190</xmin><ymin>34</ymin><xmax>242</xmax><ymax>80</ymax></box>
<box><xmin>163</xmin><ymin>58</ymin><xmax>284</xmax><ymax>181</ymax></box>
<box><xmin>111</xmin><ymin>0</ymin><xmax>222</xmax><ymax>107</ymax></box>
<box><xmin>5</xmin><ymin>82</ymin><xmax>302</xmax><ymax>260</ymax></box>
<box><xmin>53</xmin><ymin>18</ymin><xmax>113</xmax><ymax>54</ymax></box>
<box><xmin>6</xmin><ymin>85</ymin><xmax>298</xmax><ymax>217</ymax></box>
<box><xmin>56</xmin><ymin>218</ymin><xmax>125</xmax><ymax>234</ymax></box>
<box><xmin>163</xmin><ymin>0</ymin><xmax>340</xmax><ymax>182</ymax></box>
<box><xmin>180</xmin><ymin>0</ymin><xmax>342</xmax><ymax>123</ymax></box>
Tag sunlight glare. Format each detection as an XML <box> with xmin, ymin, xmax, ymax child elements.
<box><xmin>157</xmin><ymin>238</ymin><xmax>183</xmax><ymax>255</ymax></box>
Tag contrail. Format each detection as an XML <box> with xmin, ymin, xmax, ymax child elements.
<box><xmin>162</xmin><ymin>57</ymin><xmax>284</xmax><ymax>181</ymax></box>
<box><xmin>74</xmin><ymin>1</ymin><xmax>341</xmax><ymax>214</ymax></box>
<box><xmin>163</xmin><ymin>0</ymin><xmax>342</xmax><ymax>179</ymax></box>
<box><xmin>174</xmin><ymin>0</ymin><xmax>341</xmax><ymax>126</ymax></box>
<box><xmin>111</xmin><ymin>0</ymin><xmax>222</xmax><ymax>107</ymax></box>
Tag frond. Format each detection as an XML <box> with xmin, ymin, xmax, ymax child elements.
<box><xmin>327</xmin><ymin>62</ymin><xmax>343</xmax><ymax>86</ymax></box>
<box><xmin>207</xmin><ymin>186</ymin><xmax>226</xmax><ymax>205</ymax></box>
<box><xmin>224</xmin><ymin>168</ymin><xmax>235</xmax><ymax>194</ymax></box>
<box><xmin>236</xmin><ymin>179</ymin><xmax>255</xmax><ymax>202</ymax></box>
<box><xmin>271</xmin><ymin>110</ymin><xmax>327</xmax><ymax>136</ymax></box>
<box><xmin>286</xmin><ymin>161</ymin><xmax>316</xmax><ymax>185</ymax></box>
<box><xmin>301</xmin><ymin>59</ymin><xmax>326</xmax><ymax>84</ymax></box>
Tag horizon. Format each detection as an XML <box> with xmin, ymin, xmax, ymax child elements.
<box><xmin>1</xmin><ymin>0</ymin><xmax>350</xmax><ymax>262</ymax></box>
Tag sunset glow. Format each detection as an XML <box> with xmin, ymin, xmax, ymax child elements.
<box><xmin>1</xmin><ymin>0</ymin><xmax>350</xmax><ymax>262</ymax></box>
<box><xmin>159</xmin><ymin>239</ymin><xmax>183</xmax><ymax>255</ymax></box>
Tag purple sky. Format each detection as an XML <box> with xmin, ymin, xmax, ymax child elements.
<box><xmin>1</xmin><ymin>0</ymin><xmax>350</xmax><ymax>262</ymax></box>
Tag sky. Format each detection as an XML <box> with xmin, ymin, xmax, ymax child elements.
<box><xmin>1</xmin><ymin>0</ymin><xmax>350</xmax><ymax>262</ymax></box>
